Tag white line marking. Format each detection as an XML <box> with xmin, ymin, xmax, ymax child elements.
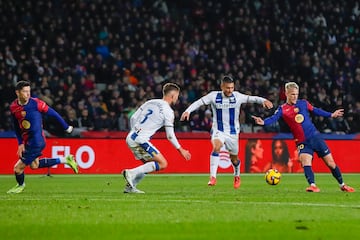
<box><xmin>0</xmin><ymin>197</ymin><xmax>359</xmax><ymax>208</ymax></box>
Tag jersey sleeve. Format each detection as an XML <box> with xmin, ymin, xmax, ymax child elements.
<box><xmin>129</xmin><ymin>104</ymin><xmax>143</xmax><ymax>129</ymax></box>
<box><xmin>264</xmin><ymin>106</ymin><xmax>283</xmax><ymax>125</ymax></box>
<box><xmin>185</xmin><ymin>92</ymin><xmax>213</xmax><ymax>114</ymax></box>
<box><xmin>45</xmin><ymin>107</ymin><xmax>70</xmax><ymax>130</ymax></box>
<box><xmin>243</xmin><ymin>94</ymin><xmax>266</xmax><ymax>104</ymax></box>
<box><xmin>12</xmin><ymin>115</ymin><xmax>23</xmax><ymax>145</ymax></box>
<box><xmin>35</xmin><ymin>98</ymin><xmax>49</xmax><ymax>113</ymax></box>
<box><xmin>164</xmin><ymin>107</ymin><xmax>181</xmax><ymax>149</ymax></box>
<box><xmin>307</xmin><ymin>101</ymin><xmax>332</xmax><ymax>117</ymax></box>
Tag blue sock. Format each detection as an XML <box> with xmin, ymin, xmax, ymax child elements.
<box><xmin>330</xmin><ymin>166</ymin><xmax>343</xmax><ymax>184</ymax></box>
<box><xmin>15</xmin><ymin>172</ymin><xmax>25</xmax><ymax>186</ymax></box>
<box><xmin>211</xmin><ymin>152</ymin><xmax>219</xmax><ymax>157</ymax></box>
<box><xmin>38</xmin><ymin>158</ymin><xmax>60</xmax><ymax>168</ymax></box>
<box><xmin>154</xmin><ymin>161</ymin><xmax>160</xmax><ymax>171</ymax></box>
<box><xmin>303</xmin><ymin>166</ymin><xmax>315</xmax><ymax>185</ymax></box>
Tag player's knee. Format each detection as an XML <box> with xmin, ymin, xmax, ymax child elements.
<box><xmin>14</xmin><ymin>165</ymin><xmax>25</xmax><ymax>175</ymax></box>
<box><xmin>30</xmin><ymin>161</ymin><xmax>39</xmax><ymax>169</ymax></box>
<box><xmin>158</xmin><ymin>161</ymin><xmax>168</xmax><ymax>170</ymax></box>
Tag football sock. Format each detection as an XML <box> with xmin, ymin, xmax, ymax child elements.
<box><xmin>133</xmin><ymin>173</ymin><xmax>146</xmax><ymax>187</ymax></box>
<box><xmin>304</xmin><ymin>166</ymin><xmax>315</xmax><ymax>185</ymax></box>
<box><xmin>232</xmin><ymin>159</ymin><xmax>240</xmax><ymax>176</ymax></box>
<box><xmin>15</xmin><ymin>172</ymin><xmax>25</xmax><ymax>186</ymax></box>
<box><xmin>132</xmin><ymin>162</ymin><xmax>158</xmax><ymax>175</ymax></box>
<box><xmin>210</xmin><ymin>152</ymin><xmax>220</xmax><ymax>178</ymax></box>
<box><xmin>330</xmin><ymin>166</ymin><xmax>343</xmax><ymax>185</ymax></box>
<box><xmin>38</xmin><ymin>158</ymin><xmax>60</xmax><ymax>168</ymax></box>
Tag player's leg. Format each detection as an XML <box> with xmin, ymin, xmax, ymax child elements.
<box><xmin>322</xmin><ymin>153</ymin><xmax>355</xmax><ymax>192</ymax></box>
<box><xmin>123</xmin><ymin>140</ymin><xmax>163</xmax><ymax>190</ymax></box>
<box><xmin>227</xmin><ymin>136</ymin><xmax>240</xmax><ymax>189</ymax></box>
<box><xmin>208</xmin><ymin>138</ymin><xmax>223</xmax><ymax>186</ymax></box>
<box><xmin>7</xmin><ymin>159</ymin><xmax>27</xmax><ymax>193</ymax></box>
<box><xmin>7</xmin><ymin>146</ymin><xmax>43</xmax><ymax>193</ymax></box>
<box><xmin>315</xmin><ymin>137</ymin><xmax>354</xmax><ymax>192</ymax></box>
<box><xmin>299</xmin><ymin>151</ymin><xmax>320</xmax><ymax>192</ymax></box>
<box><xmin>30</xmin><ymin>155</ymin><xmax>78</xmax><ymax>173</ymax></box>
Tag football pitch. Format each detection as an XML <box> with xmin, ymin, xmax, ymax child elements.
<box><xmin>0</xmin><ymin>174</ymin><xmax>359</xmax><ymax>240</ymax></box>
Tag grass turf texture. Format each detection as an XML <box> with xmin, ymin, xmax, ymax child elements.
<box><xmin>0</xmin><ymin>174</ymin><xmax>359</xmax><ymax>240</ymax></box>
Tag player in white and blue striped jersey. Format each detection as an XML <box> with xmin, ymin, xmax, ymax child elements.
<box><xmin>122</xmin><ymin>83</ymin><xmax>191</xmax><ymax>193</ymax></box>
<box><xmin>181</xmin><ymin>76</ymin><xmax>273</xmax><ymax>188</ymax></box>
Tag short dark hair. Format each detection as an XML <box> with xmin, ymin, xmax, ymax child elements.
<box><xmin>221</xmin><ymin>76</ymin><xmax>234</xmax><ymax>83</ymax></box>
<box><xmin>15</xmin><ymin>81</ymin><xmax>31</xmax><ymax>91</ymax></box>
<box><xmin>163</xmin><ymin>82</ymin><xmax>180</xmax><ymax>96</ymax></box>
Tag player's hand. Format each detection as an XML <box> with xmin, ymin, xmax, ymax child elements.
<box><xmin>263</xmin><ymin>100</ymin><xmax>273</xmax><ymax>109</ymax></box>
<box><xmin>180</xmin><ymin>112</ymin><xmax>190</xmax><ymax>121</ymax></box>
<box><xmin>178</xmin><ymin>147</ymin><xmax>191</xmax><ymax>160</ymax></box>
<box><xmin>252</xmin><ymin>115</ymin><xmax>264</xmax><ymax>125</ymax></box>
<box><xmin>17</xmin><ymin>144</ymin><xmax>25</xmax><ymax>158</ymax></box>
<box><xmin>65</xmin><ymin>126</ymin><xmax>73</xmax><ymax>133</ymax></box>
<box><xmin>331</xmin><ymin>109</ymin><xmax>344</xmax><ymax>118</ymax></box>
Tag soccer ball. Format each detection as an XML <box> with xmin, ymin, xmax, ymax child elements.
<box><xmin>265</xmin><ymin>169</ymin><xmax>281</xmax><ymax>185</ymax></box>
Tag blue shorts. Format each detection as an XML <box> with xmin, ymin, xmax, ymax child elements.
<box><xmin>297</xmin><ymin>134</ymin><xmax>331</xmax><ymax>158</ymax></box>
<box><xmin>21</xmin><ymin>146</ymin><xmax>44</xmax><ymax>165</ymax></box>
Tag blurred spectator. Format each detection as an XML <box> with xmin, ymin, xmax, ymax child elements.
<box><xmin>0</xmin><ymin>0</ymin><xmax>359</xmax><ymax>135</ymax></box>
<box><xmin>201</xmin><ymin>109</ymin><xmax>213</xmax><ymax>132</ymax></box>
<box><xmin>78</xmin><ymin>108</ymin><xmax>95</xmax><ymax>131</ymax></box>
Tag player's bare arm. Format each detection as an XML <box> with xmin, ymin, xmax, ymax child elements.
<box><xmin>331</xmin><ymin>109</ymin><xmax>344</xmax><ymax>118</ymax></box>
<box><xmin>178</xmin><ymin>147</ymin><xmax>191</xmax><ymax>160</ymax></box>
<box><xmin>252</xmin><ymin>116</ymin><xmax>264</xmax><ymax>125</ymax></box>
<box><xmin>17</xmin><ymin>144</ymin><xmax>25</xmax><ymax>158</ymax></box>
<box><xmin>180</xmin><ymin>112</ymin><xmax>190</xmax><ymax>121</ymax></box>
<box><xmin>263</xmin><ymin>100</ymin><xmax>273</xmax><ymax>109</ymax></box>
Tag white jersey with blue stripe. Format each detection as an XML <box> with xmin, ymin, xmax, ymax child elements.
<box><xmin>130</xmin><ymin>99</ymin><xmax>174</xmax><ymax>139</ymax></box>
<box><xmin>129</xmin><ymin>99</ymin><xmax>181</xmax><ymax>149</ymax></box>
<box><xmin>185</xmin><ymin>91</ymin><xmax>266</xmax><ymax>135</ymax></box>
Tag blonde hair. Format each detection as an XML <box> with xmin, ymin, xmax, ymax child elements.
<box><xmin>162</xmin><ymin>82</ymin><xmax>180</xmax><ymax>96</ymax></box>
<box><xmin>285</xmin><ymin>82</ymin><xmax>299</xmax><ymax>92</ymax></box>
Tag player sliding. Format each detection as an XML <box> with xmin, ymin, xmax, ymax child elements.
<box><xmin>252</xmin><ymin>82</ymin><xmax>354</xmax><ymax>192</ymax></box>
<box><xmin>7</xmin><ymin>81</ymin><xmax>78</xmax><ymax>194</ymax></box>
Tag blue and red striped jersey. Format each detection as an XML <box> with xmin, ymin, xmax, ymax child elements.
<box><xmin>264</xmin><ymin>99</ymin><xmax>331</xmax><ymax>143</ymax></box>
<box><xmin>10</xmin><ymin>97</ymin><xmax>69</xmax><ymax>148</ymax></box>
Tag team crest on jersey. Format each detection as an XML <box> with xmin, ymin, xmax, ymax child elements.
<box><xmin>229</xmin><ymin>96</ymin><xmax>236</xmax><ymax>103</ymax></box>
<box><xmin>21</xmin><ymin>111</ymin><xmax>26</xmax><ymax>117</ymax></box>
<box><xmin>295</xmin><ymin>114</ymin><xmax>304</xmax><ymax>123</ymax></box>
<box><xmin>21</xmin><ymin>120</ymin><xmax>31</xmax><ymax>129</ymax></box>
<box><xmin>294</xmin><ymin>107</ymin><xmax>299</xmax><ymax>113</ymax></box>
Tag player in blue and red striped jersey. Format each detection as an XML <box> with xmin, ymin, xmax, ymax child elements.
<box><xmin>7</xmin><ymin>81</ymin><xmax>78</xmax><ymax>194</ymax></box>
<box><xmin>252</xmin><ymin>82</ymin><xmax>354</xmax><ymax>192</ymax></box>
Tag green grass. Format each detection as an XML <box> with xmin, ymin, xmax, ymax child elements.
<box><xmin>0</xmin><ymin>174</ymin><xmax>359</xmax><ymax>240</ymax></box>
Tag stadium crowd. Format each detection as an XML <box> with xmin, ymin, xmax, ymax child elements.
<box><xmin>0</xmin><ymin>0</ymin><xmax>360</xmax><ymax>135</ymax></box>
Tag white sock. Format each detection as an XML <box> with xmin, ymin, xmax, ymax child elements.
<box><xmin>133</xmin><ymin>173</ymin><xmax>146</xmax><ymax>187</ymax></box>
<box><xmin>60</xmin><ymin>157</ymin><xmax>66</xmax><ymax>164</ymax></box>
<box><xmin>210</xmin><ymin>154</ymin><xmax>220</xmax><ymax>178</ymax></box>
<box><xmin>131</xmin><ymin>162</ymin><xmax>157</xmax><ymax>176</ymax></box>
<box><xmin>233</xmin><ymin>160</ymin><xmax>240</xmax><ymax>177</ymax></box>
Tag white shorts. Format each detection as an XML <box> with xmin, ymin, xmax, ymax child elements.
<box><xmin>126</xmin><ymin>131</ymin><xmax>160</xmax><ymax>161</ymax></box>
<box><xmin>211</xmin><ymin>130</ymin><xmax>239</xmax><ymax>155</ymax></box>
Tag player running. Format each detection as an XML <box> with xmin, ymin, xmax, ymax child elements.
<box><xmin>7</xmin><ymin>81</ymin><xmax>78</xmax><ymax>194</ymax></box>
<box><xmin>122</xmin><ymin>83</ymin><xmax>191</xmax><ymax>194</ymax></box>
<box><xmin>181</xmin><ymin>76</ymin><xmax>273</xmax><ymax>188</ymax></box>
<box><xmin>252</xmin><ymin>82</ymin><xmax>354</xmax><ymax>192</ymax></box>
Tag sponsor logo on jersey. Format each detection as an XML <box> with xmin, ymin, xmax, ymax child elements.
<box><xmin>295</xmin><ymin>114</ymin><xmax>304</xmax><ymax>123</ymax></box>
<box><xmin>21</xmin><ymin>120</ymin><xmax>31</xmax><ymax>129</ymax></box>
